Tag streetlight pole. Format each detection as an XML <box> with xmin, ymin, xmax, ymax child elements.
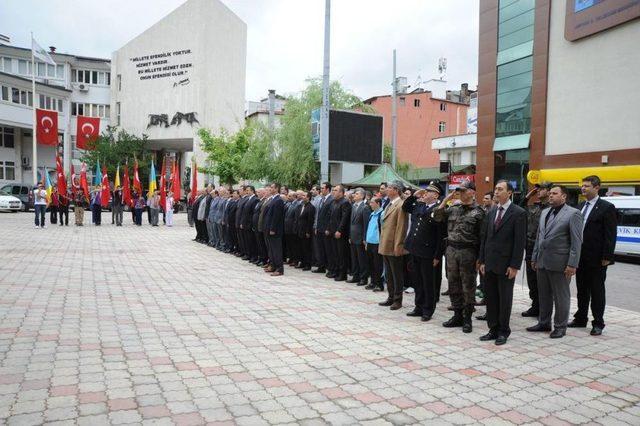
<box><xmin>391</xmin><ymin>49</ymin><xmax>397</xmax><ymax>170</ymax></box>
<box><xmin>320</xmin><ymin>0</ymin><xmax>331</xmax><ymax>183</ymax></box>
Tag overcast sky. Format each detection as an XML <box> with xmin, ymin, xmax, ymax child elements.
<box><xmin>1</xmin><ymin>0</ymin><xmax>479</xmax><ymax>102</ymax></box>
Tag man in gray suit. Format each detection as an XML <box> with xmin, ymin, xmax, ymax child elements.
<box><xmin>348</xmin><ymin>188</ymin><xmax>371</xmax><ymax>286</ymax></box>
<box><xmin>528</xmin><ymin>185</ymin><xmax>583</xmax><ymax>338</ymax></box>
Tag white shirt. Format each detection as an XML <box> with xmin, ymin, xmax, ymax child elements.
<box><xmin>494</xmin><ymin>199</ymin><xmax>511</xmax><ymax>223</ymax></box>
<box><xmin>34</xmin><ymin>189</ymin><xmax>47</xmax><ymax>205</ymax></box>
<box><xmin>581</xmin><ymin>196</ymin><xmax>599</xmax><ymax>223</ymax></box>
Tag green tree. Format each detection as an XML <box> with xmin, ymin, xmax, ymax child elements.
<box><xmin>199</xmin><ymin>127</ymin><xmax>250</xmax><ymax>186</ymax></box>
<box><xmin>81</xmin><ymin>126</ymin><xmax>152</xmax><ymax>183</ymax></box>
<box><xmin>240</xmin><ymin>121</ymin><xmax>275</xmax><ymax>182</ymax></box>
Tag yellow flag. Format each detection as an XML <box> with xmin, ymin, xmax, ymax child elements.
<box><xmin>114</xmin><ymin>164</ymin><xmax>121</xmax><ymax>187</ymax></box>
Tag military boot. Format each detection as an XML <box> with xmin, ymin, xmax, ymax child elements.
<box><xmin>442</xmin><ymin>310</ymin><xmax>463</xmax><ymax>328</ymax></box>
<box><xmin>462</xmin><ymin>309</ymin><xmax>473</xmax><ymax>333</ymax></box>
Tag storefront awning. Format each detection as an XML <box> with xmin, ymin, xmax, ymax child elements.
<box><xmin>493</xmin><ymin>134</ymin><xmax>530</xmax><ymax>152</ymax></box>
<box><xmin>527</xmin><ymin>165</ymin><xmax>640</xmax><ymax>187</ymax></box>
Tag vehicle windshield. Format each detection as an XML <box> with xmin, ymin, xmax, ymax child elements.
<box><xmin>0</xmin><ymin>190</ymin><xmax>10</xmax><ymax>196</ymax></box>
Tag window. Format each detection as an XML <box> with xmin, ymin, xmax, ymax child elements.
<box><xmin>496</xmin><ymin>55</ymin><xmax>533</xmax><ymax>137</ymax></box>
<box><xmin>71</xmin><ymin>102</ymin><xmax>109</xmax><ymax>118</ymax></box>
<box><xmin>47</xmin><ymin>64</ymin><xmax>55</xmax><ymax>78</ymax></box>
<box><xmin>446</xmin><ymin>152</ymin><xmax>462</xmax><ymax>166</ymax></box>
<box><xmin>71</xmin><ymin>69</ymin><xmax>109</xmax><ymax>85</ymax></box>
<box><xmin>414</xmin><ymin>99</ymin><xmax>420</xmax><ymax>107</ymax></box>
<box><xmin>498</xmin><ymin>0</ymin><xmax>535</xmax><ymax>64</ymax></box>
<box><xmin>1</xmin><ymin>86</ymin><xmax>7</xmax><ymax>101</ymax></box>
<box><xmin>2</xmin><ymin>57</ymin><xmax>12</xmax><ymax>73</ymax></box>
<box><xmin>440</xmin><ymin>102</ymin><xmax>447</xmax><ymax>111</ymax></box>
<box><xmin>117</xmin><ymin>74</ymin><xmax>121</xmax><ymax>91</ymax></box>
<box><xmin>18</xmin><ymin>60</ymin><xmax>27</xmax><ymax>75</ymax></box>
<box><xmin>11</xmin><ymin>88</ymin><xmax>19</xmax><ymax>104</ymax></box>
<box><xmin>399</xmin><ymin>97</ymin><xmax>406</xmax><ymax>106</ymax></box>
<box><xmin>0</xmin><ymin>161</ymin><xmax>16</xmax><ymax>180</ymax></box>
<box><xmin>1</xmin><ymin>127</ymin><xmax>14</xmax><ymax>148</ymax></box>
<box><xmin>37</xmin><ymin>62</ymin><xmax>46</xmax><ymax>77</ymax></box>
<box><xmin>116</xmin><ymin>102</ymin><xmax>121</xmax><ymax>126</ymax></box>
<box><xmin>39</xmin><ymin>95</ymin><xmax>64</xmax><ymax>112</ymax></box>
<box><xmin>438</xmin><ymin>121</ymin><xmax>446</xmax><ymax>133</ymax></box>
<box><xmin>56</xmin><ymin>65</ymin><xmax>64</xmax><ymax>79</ymax></box>
<box><xmin>470</xmin><ymin>150</ymin><xmax>477</xmax><ymax>165</ymax></box>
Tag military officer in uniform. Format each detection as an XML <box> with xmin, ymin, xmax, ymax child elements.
<box><xmin>434</xmin><ymin>180</ymin><xmax>485</xmax><ymax>333</ymax></box>
<box><xmin>403</xmin><ymin>184</ymin><xmax>445</xmax><ymax>321</ymax></box>
<box><xmin>519</xmin><ymin>181</ymin><xmax>552</xmax><ymax>317</ymax></box>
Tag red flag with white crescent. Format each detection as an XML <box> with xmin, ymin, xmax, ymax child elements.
<box><xmin>36</xmin><ymin>108</ymin><xmax>58</xmax><ymax>146</ymax></box>
<box><xmin>76</xmin><ymin>116</ymin><xmax>100</xmax><ymax>150</ymax></box>
<box><xmin>171</xmin><ymin>161</ymin><xmax>181</xmax><ymax>202</ymax></box>
<box><xmin>122</xmin><ymin>165</ymin><xmax>133</xmax><ymax>207</ymax></box>
<box><xmin>80</xmin><ymin>162</ymin><xmax>90</xmax><ymax>201</ymax></box>
<box><xmin>56</xmin><ymin>155</ymin><xmax>67</xmax><ymax>195</ymax></box>
<box><xmin>160</xmin><ymin>158</ymin><xmax>167</xmax><ymax>211</ymax></box>
<box><xmin>100</xmin><ymin>166</ymin><xmax>110</xmax><ymax>207</ymax></box>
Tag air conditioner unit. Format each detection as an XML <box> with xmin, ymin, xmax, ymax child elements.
<box><xmin>22</xmin><ymin>156</ymin><xmax>30</xmax><ymax>167</ymax></box>
<box><xmin>77</xmin><ymin>84</ymin><xmax>89</xmax><ymax>92</ymax></box>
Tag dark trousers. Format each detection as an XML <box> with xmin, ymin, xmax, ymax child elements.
<box><xmin>525</xmin><ymin>257</ymin><xmax>540</xmax><ymax>312</ymax></box>
<box><xmin>244</xmin><ymin>229</ymin><xmax>255</xmax><ymax>257</ymax></box>
<box><xmin>485</xmin><ymin>270</ymin><xmax>515</xmax><ymax>337</ymax></box>
<box><xmin>332</xmin><ymin>237</ymin><xmax>349</xmax><ymax>277</ymax></box>
<box><xmin>255</xmin><ymin>231</ymin><xmax>267</xmax><ymax>261</ymax></box>
<box><xmin>91</xmin><ymin>205</ymin><xmax>102</xmax><ymax>225</ymax></box>
<box><xmin>58</xmin><ymin>205</ymin><xmax>69</xmax><ymax>225</ymax></box>
<box><xmin>147</xmin><ymin>207</ymin><xmax>151</xmax><ymax>224</ymax></box>
<box><xmin>285</xmin><ymin>234</ymin><xmax>296</xmax><ymax>262</ymax></box>
<box><xmin>134</xmin><ymin>208</ymin><xmax>143</xmax><ymax>226</ymax></box>
<box><xmin>236</xmin><ymin>227</ymin><xmax>245</xmax><ymax>254</ymax></box>
<box><xmin>266</xmin><ymin>234</ymin><xmax>283</xmax><ymax>273</ymax></box>
<box><xmin>575</xmin><ymin>265</ymin><xmax>607</xmax><ymax>328</ymax></box>
<box><xmin>412</xmin><ymin>255</ymin><xmax>435</xmax><ymax>316</ymax></box>
<box><xmin>382</xmin><ymin>255</ymin><xmax>404</xmax><ymax>303</ymax></box>
<box><xmin>323</xmin><ymin>234</ymin><xmax>335</xmax><ymax>273</ymax></box>
<box><xmin>34</xmin><ymin>204</ymin><xmax>46</xmax><ymax>227</ymax></box>
<box><xmin>366</xmin><ymin>243</ymin><xmax>383</xmax><ymax>288</ymax></box>
<box><xmin>227</xmin><ymin>225</ymin><xmax>237</xmax><ymax>251</ymax></box>
<box><xmin>113</xmin><ymin>205</ymin><xmax>123</xmax><ymax>226</ymax></box>
<box><xmin>350</xmin><ymin>242</ymin><xmax>369</xmax><ymax>281</ymax></box>
<box><xmin>50</xmin><ymin>206</ymin><xmax>58</xmax><ymax>224</ymax></box>
<box><xmin>314</xmin><ymin>232</ymin><xmax>327</xmax><ymax>268</ymax></box>
<box><xmin>299</xmin><ymin>236</ymin><xmax>313</xmax><ymax>267</ymax></box>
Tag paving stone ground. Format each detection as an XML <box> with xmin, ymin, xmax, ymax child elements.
<box><xmin>1</xmin><ymin>212</ymin><xmax>639</xmax><ymax>425</ymax></box>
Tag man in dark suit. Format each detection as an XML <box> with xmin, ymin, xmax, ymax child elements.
<box><xmin>263</xmin><ymin>183</ymin><xmax>285</xmax><ymax>276</ymax></box>
<box><xmin>569</xmin><ymin>175</ymin><xmax>617</xmax><ymax>335</ymax></box>
<box><xmin>252</xmin><ymin>189</ymin><xmax>268</xmax><ymax>265</ymax></box>
<box><xmin>403</xmin><ymin>184</ymin><xmax>444</xmax><ymax>321</ymax></box>
<box><xmin>234</xmin><ymin>187</ymin><xmax>247</xmax><ymax>256</ymax></box>
<box><xmin>348</xmin><ymin>188</ymin><xmax>371</xmax><ymax>285</ymax></box>
<box><xmin>296</xmin><ymin>191</ymin><xmax>316</xmax><ymax>270</ymax></box>
<box><xmin>478</xmin><ymin>180</ymin><xmax>527</xmax><ymax>345</ymax></box>
<box><xmin>224</xmin><ymin>190</ymin><xmax>239</xmax><ymax>253</ymax></box>
<box><xmin>241</xmin><ymin>186</ymin><xmax>259</xmax><ymax>262</ymax></box>
<box><xmin>284</xmin><ymin>192</ymin><xmax>301</xmax><ymax>266</ymax></box>
<box><xmin>328</xmin><ymin>185</ymin><xmax>352</xmax><ymax>281</ymax></box>
<box><xmin>315</xmin><ymin>183</ymin><xmax>335</xmax><ymax>276</ymax></box>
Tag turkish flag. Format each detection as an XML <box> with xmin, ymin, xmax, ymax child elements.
<box><xmin>159</xmin><ymin>158</ymin><xmax>167</xmax><ymax>212</ymax></box>
<box><xmin>133</xmin><ymin>160</ymin><xmax>143</xmax><ymax>195</ymax></box>
<box><xmin>76</xmin><ymin>116</ymin><xmax>100</xmax><ymax>150</ymax></box>
<box><xmin>100</xmin><ymin>166</ymin><xmax>110</xmax><ymax>207</ymax></box>
<box><xmin>80</xmin><ymin>163</ymin><xmax>90</xmax><ymax>201</ymax></box>
<box><xmin>56</xmin><ymin>155</ymin><xmax>67</xmax><ymax>196</ymax></box>
<box><xmin>171</xmin><ymin>161</ymin><xmax>181</xmax><ymax>202</ymax></box>
<box><xmin>36</xmin><ymin>108</ymin><xmax>58</xmax><ymax>146</ymax></box>
<box><xmin>122</xmin><ymin>165</ymin><xmax>132</xmax><ymax>207</ymax></box>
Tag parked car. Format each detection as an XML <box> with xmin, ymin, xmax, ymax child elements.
<box><xmin>602</xmin><ymin>195</ymin><xmax>640</xmax><ymax>260</ymax></box>
<box><xmin>0</xmin><ymin>184</ymin><xmax>33</xmax><ymax>211</ymax></box>
<box><xmin>0</xmin><ymin>190</ymin><xmax>23</xmax><ymax>212</ymax></box>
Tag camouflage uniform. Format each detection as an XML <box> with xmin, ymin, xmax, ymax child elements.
<box><xmin>433</xmin><ymin>203</ymin><xmax>485</xmax><ymax>315</ymax></box>
<box><xmin>520</xmin><ymin>198</ymin><xmax>549</xmax><ymax>313</ymax></box>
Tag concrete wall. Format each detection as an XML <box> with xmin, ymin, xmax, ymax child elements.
<box><xmin>111</xmin><ymin>0</ymin><xmax>246</xmax><ymax>167</ymax></box>
<box><xmin>545</xmin><ymin>0</ymin><xmax>640</xmax><ymax>155</ymax></box>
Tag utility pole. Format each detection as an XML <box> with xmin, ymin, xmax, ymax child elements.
<box><xmin>320</xmin><ymin>0</ymin><xmax>331</xmax><ymax>183</ymax></box>
<box><xmin>391</xmin><ymin>49</ymin><xmax>397</xmax><ymax>170</ymax></box>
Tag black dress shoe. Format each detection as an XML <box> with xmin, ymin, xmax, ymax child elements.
<box><xmin>373</xmin><ymin>287</ymin><xmax>384</xmax><ymax>292</ymax></box>
<box><xmin>311</xmin><ymin>268</ymin><xmax>326</xmax><ymax>274</ymax></box>
<box><xmin>479</xmin><ymin>332</ymin><xmax>498</xmax><ymax>341</ymax></box>
<box><xmin>567</xmin><ymin>320</ymin><xmax>587</xmax><ymax>328</ymax></box>
<box><xmin>421</xmin><ymin>315</ymin><xmax>432</xmax><ymax>322</ymax></box>
<box><xmin>406</xmin><ymin>310</ymin><xmax>422</xmax><ymax>317</ymax></box>
<box><xmin>302</xmin><ymin>266</ymin><xmax>311</xmax><ymax>271</ymax></box>
<box><xmin>475</xmin><ymin>299</ymin><xmax>486</xmax><ymax>306</ymax></box>
<box><xmin>357</xmin><ymin>281</ymin><xmax>367</xmax><ymax>286</ymax></box>
<box><xmin>476</xmin><ymin>314</ymin><xmax>487</xmax><ymax>321</ymax></box>
<box><xmin>364</xmin><ymin>284</ymin><xmax>374</xmax><ymax>290</ymax></box>
<box><xmin>346</xmin><ymin>278</ymin><xmax>359</xmax><ymax>283</ymax></box>
<box><xmin>526</xmin><ymin>323</ymin><xmax>552</xmax><ymax>332</ymax></box>
<box><xmin>550</xmin><ymin>328</ymin><xmax>566</xmax><ymax>339</ymax></box>
<box><xmin>334</xmin><ymin>275</ymin><xmax>347</xmax><ymax>282</ymax></box>
<box><xmin>521</xmin><ymin>308</ymin><xmax>539</xmax><ymax>317</ymax></box>
<box><xmin>325</xmin><ymin>272</ymin><xmax>336</xmax><ymax>279</ymax></box>
<box><xmin>495</xmin><ymin>335</ymin><xmax>508</xmax><ymax>346</ymax></box>
<box><xmin>378</xmin><ymin>300</ymin><xmax>393</xmax><ymax>307</ymax></box>
<box><xmin>590</xmin><ymin>326</ymin><xmax>603</xmax><ymax>336</ymax></box>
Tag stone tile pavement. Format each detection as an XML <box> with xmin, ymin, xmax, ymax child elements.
<box><xmin>0</xmin><ymin>212</ymin><xmax>639</xmax><ymax>425</ymax></box>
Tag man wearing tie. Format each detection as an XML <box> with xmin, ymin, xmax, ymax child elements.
<box><xmin>528</xmin><ymin>185</ymin><xmax>583</xmax><ymax>339</ymax></box>
<box><xmin>478</xmin><ymin>181</ymin><xmax>527</xmax><ymax>345</ymax></box>
<box><xmin>569</xmin><ymin>175</ymin><xmax>617</xmax><ymax>336</ymax></box>
<box><xmin>263</xmin><ymin>183</ymin><xmax>285</xmax><ymax>276</ymax></box>
<box><xmin>328</xmin><ymin>185</ymin><xmax>352</xmax><ymax>282</ymax></box>
<box><xmin>312</xmin><ymin>182</ymin><xmax>333</xmax><ymax>275</ymax></box>
<box><xmin>348</xmin><ymin>188</ymin><xmax>371</xmax><ymax>286</ymax></box>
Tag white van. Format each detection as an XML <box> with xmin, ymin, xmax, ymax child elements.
<box><xmin>602</xmin><ymin>196</ymin><xmax>640</xmax><ymax>258</ymax></box>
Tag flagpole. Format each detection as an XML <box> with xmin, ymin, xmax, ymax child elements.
<box><xmin>31</xmin><ymin>32</ymin><xmax>38</xmax><ymax>186</ymax></box>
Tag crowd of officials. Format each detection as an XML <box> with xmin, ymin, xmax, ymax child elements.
<box><xmin>189</xmin><ymin>175</ymin><xmax>617</xmax><ymax>345</ymax></box>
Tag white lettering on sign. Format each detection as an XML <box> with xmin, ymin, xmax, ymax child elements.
<box><xmin>129</xmin><ymin>49</ymin><xmax>193</xmax><ymax>82</ymax></box>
